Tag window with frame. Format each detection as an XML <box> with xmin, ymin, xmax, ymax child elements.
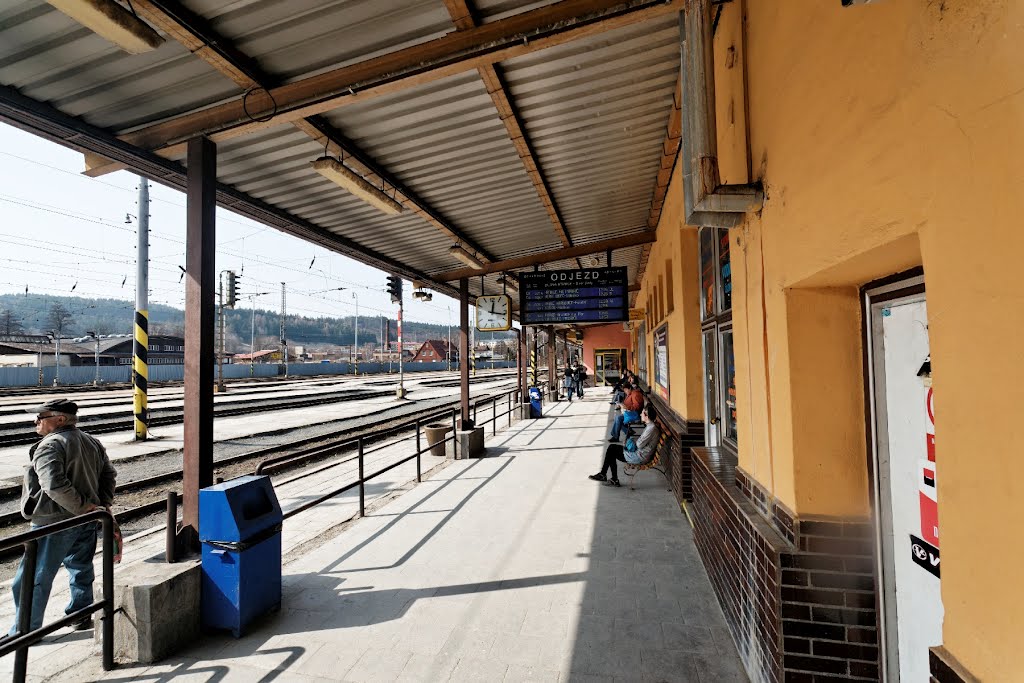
<box><xmin>699</xmin><ymin>227</ymin><xmax>738</xmax><ymax>450</ymax></box>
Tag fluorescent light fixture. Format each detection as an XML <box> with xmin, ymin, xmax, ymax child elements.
<box><xmin>311</xmin><ymin>157</ymin><xmax>404</xmax><ymax>216</ymax></box>
<box><xmin>448</xmin><ymin>244</ymin><xmax>485</xmax><ymax>269</ymax></box>
<box><xmin>47</xmin><ymin>0</ymin><xmax>164</xmax><ymax>54</ymax></box>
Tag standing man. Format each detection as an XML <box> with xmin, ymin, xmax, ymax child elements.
<box><xmin>9</xmin><ymin>399</ymin><xmax>116</xmax><ymax>635</ymax></box>
<box><xmin>574</xmin><ymin>363</ymin><xmax>586</xmax><ymax>399</ymax></box>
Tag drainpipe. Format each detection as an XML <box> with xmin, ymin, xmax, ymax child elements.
<box><xmin>680</xmin><ymin>1</ymin><xmax>763</xmax><ymax>228</ymax></box>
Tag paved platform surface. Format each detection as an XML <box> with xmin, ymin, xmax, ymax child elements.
<box><xmin>0</xmin><ymin>394</ymin><xmax>747</xmax><ymax>682</ymax></box>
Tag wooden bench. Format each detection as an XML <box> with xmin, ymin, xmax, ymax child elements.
<box><xmin>621</xmin><ymin>421</ymin><xmax>671</xmax><ymax>490</ymax></box>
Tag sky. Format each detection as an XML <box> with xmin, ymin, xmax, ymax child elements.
<box><xmin>0</xmin><ymin>123</ymin><xmax>465</xmax><ymax>328</ymax></box>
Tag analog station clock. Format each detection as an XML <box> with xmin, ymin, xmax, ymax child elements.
<box><xmin>476</xmin><ymin>294</ymin><xmax>511</xmax><ymax>331</ymax></box>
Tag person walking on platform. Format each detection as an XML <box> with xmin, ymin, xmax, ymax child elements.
<box><xmin>609</xmin><ymin>382</ymin><xmax>645</xmax><ymax>441</ymax></box>
<box><xmin>590</xmin><ymin>404</ymin><xmax>660</xmax><ymax>487</ymax></box>
<box><xmin>562</xmin><ymin>368</ymin><xmax>576</xmax><ymax>402</ymax></box>
<box><xmin>574</xmin><ymin>363</ymin><xmax>587</xmax><ymax>398</ymax></box>
<box><xmin>8</xmin><ymin>399</ymin><xmax>117</xmax><ymax>636</ymax></box>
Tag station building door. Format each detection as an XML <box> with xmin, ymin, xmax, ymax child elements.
<box><xmin>866</xmin><ymin>275</ymin><xmax>942</xmax><ymax>682</ymax></box>
<box><xmin>594</xmin><ymin>348</ymin><xmax>625</xmax><ymax>386</ymax></box>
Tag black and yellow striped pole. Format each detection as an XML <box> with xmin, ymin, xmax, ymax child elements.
<box><xmin>133</xmin><ymin>309</ymin><xmax>148</xmax><ymax>439</ymax></box>
<box><xmin>133</xmin><ymin>177</ymin><xmax>149</xmax><ymax>440</ymax></box>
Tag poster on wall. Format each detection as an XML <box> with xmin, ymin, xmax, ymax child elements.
<box><xmin>654</xmin><ymin>324</ymin><xmax>669</xmax><ymax>400</ymax></box>
<box><xmin>879</xmin><ymin>299</ymin><xmax>941</xmax><ymax>682</ymax></box>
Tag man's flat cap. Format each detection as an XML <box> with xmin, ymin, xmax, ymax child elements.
<box><xmin>26</xmin><ymin>398</ymin><xmax>78</xmax><ymax>415</ymax></box>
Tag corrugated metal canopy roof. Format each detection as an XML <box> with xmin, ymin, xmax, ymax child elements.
<box><xmin>0</xmin><ymin>0</ymin><xmax>682</xmax><ymax>306</ymax></box>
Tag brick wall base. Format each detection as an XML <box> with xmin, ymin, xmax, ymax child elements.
<box><xmin>691</xmin><ymin>448</ymin><xmax>882</xmax><ymax>682</ymax></box>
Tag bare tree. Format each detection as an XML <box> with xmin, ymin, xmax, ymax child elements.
<box><xmin>47</xmin><ymin>303</ymin><xmax>74</xmax><ymax>337</ymax></box>
<box><xmin>0</xmin><ymin>308</ymin><xmax>23</xmax><ymax>336</ymax></box>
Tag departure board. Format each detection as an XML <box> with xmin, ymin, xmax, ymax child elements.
<box><xmin>519</xmin><ymin>267</ymin><xmax>629</xmax><ymax>325</ymax></box>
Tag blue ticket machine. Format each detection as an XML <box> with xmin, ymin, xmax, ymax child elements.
<box><xmin>199</xmin><ymin>475</ymin><xmax>283</xmax><ymax>637</ymax></box>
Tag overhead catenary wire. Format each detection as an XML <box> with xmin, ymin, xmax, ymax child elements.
<box><xmin>0</xmin><ymin>154</ymin><xmax>467</xmax><ymax>323</ymax></box>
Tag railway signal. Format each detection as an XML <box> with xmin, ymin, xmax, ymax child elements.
<box><xmin>224</xmin><ymin>270</ymin><xmax>239</xmax><ymax>309</ymax></box>
<box><xmin>387</xmin><ymin>275</ymin><xmax>402</xmax><ymax>303</ymax></box>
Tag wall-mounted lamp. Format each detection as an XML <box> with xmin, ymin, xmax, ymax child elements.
<box><xmin>448</xmin><ymin>244</ymin><xmax>485</xmax><ymax>269</ymax></box>
<box><xmin>311</xmin><ymin>157</ymin><xmax>404</xmax><ymax>216</ymax></box>
<box><xmin>46</xmin><ymin>0</ymin><xmax>164</xmax><ymax>54</ymax></box>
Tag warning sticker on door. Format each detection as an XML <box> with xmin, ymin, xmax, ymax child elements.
<box><xmin>910</xmin><ymin>534</ymin><xmax>940</xmax><ymax>578</ymax></box>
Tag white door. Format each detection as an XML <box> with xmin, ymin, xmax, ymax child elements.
<box><xmin>867</xmin><ymin>281</ymin><xmax>942</xmax><ymax>682</ymax></box>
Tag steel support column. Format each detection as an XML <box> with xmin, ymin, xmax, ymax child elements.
<box><xmin>520</xmin><ymin>329</ymin><xmax>528</xmax><ymax>399</ymax></box>
<box><xmin>181</xmin><ymin>136</ymin><xmax>216</xmax><ymax>549</ymax></box>
<box><xmin>459</xmin><ymin>278</ymin><xmax>471</xmax><ymax>427</ymax></box>
<box><xmin>547</xmin><ymin>325</ymin><xmax>557</xmax><ymax>400</ymax></box>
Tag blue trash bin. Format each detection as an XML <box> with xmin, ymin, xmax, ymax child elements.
<box><xmin>529</xmin><ymin>386</ymin><xmax>543</xmax><ymax>418</ymax></box>
<box><xmin>199</xmin><ymin>475</ymin><xmax>283</xmax><ymax>637</ymax></box>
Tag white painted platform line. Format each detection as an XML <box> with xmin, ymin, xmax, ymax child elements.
<box><xmin>1</xmin><ymin>396</ymin><xmax>748</xmax><ymax>682</ymax></box>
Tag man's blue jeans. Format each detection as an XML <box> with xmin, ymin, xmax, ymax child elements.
<box><xmin>609</xmin><ymin>410</ymin><xmax>640</xmax><ymax>440</ymax></box>
<box><xmin>9</xmin><ymin>523</ymin><xmax>97</xmax><ymax>635</ymax></box>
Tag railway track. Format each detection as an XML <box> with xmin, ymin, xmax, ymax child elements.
<box><xmin>0</xmin><ymin>384</ymin><xmax>518</xmax><ymax>559</ymax></box>
<box><xmin>0</xmin><ymin>387</ymin><xmax>393</xmax><ymax>447</ymax></box>
<box><xmin>0</xmin><ymin>370</ymin><xmax>519</xmax><ymax>446</ymax></box>
<box><xmin>0</xmin><ymin>377</ymin><xmax>364</xmax><ymax>417</ymax></box>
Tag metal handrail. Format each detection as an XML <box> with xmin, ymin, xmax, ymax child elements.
<box><xmin>0</xmin><ymin>510</ymin><xmax>115</xmax><ymax>682</ymax></box>
<box><xmin>254</xmin><ymin>404</ymin><xmax>461</xmax><ymax>476</ymax></box>
<box><xmin>255</xmin><ymin>388</ymin><xmax>521</xmax><ymax>522</ymax></box>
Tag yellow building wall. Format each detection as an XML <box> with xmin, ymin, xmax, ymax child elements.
<box><xmin>635</xmin><ymin>165</ymin><xmax>704</xmax><ymax>422</ymax></box>
<box><xmin>711</xmin><ymin>0</ymin><xmax>1024</xmax><ymax>677</ymax></box>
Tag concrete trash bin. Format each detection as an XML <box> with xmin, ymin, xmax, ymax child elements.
<box><xmin>199</xmin><ymin>475</ymin><xmax>282</xmax><ymax>637</ymax></box>
<box><xmin>424</xmin><ymin>423</ymin><xmax>452</xmax><ymax>456</ymax></box>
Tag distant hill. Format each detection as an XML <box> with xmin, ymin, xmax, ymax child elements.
<box><xmin>0</xmin><ymin>294</ymin><xmax>508</xmax><ymax>353</ymax></box>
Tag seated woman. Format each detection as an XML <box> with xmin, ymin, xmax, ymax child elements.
<box><xmin>609</xmin><ymin>382</ymin><xmax>645</xmax><ymax>441</ymax></box>
<box><xmin>589</xmin><ymin>404</ymin><xmax>659</xmax><ymax>487</ymax></box>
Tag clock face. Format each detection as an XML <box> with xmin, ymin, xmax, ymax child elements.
<box><xmin>476</xmin><ymin>295</ymin><xmax>511</xmax><ymax>331</ymax></box>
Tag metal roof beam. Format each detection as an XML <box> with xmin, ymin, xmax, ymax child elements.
<box><xmin>443</xmin><ymin>0</ymin><xmax>575</xmax><ymax>252</ymax></box>
<box><xmin>108</xmin><ymin>0</ymin><xmax>499</xmax><ymax>268</ymax></box>
<box><xmin>435</xmin><ymin>232</ymin><xmax>657</xmax><ymax>281</ymax></box>
<box><xmin>116</xmin><ymin>0</ymin><xmax>683</xmax><ymax>151</ymax></box>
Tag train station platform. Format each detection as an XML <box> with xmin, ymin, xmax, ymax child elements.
<box><xmin>0</xmin><ymin>394</ymin><xmax>746</xmax><ymax>682</ymax></box>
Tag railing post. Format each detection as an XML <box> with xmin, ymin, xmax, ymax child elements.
<box><xmin>493</xmin><ymin>397</ymin><xmax>497</xmax><ymax>435</ymax></box>
<box><xmin>102</xmin><ymin>514</ymin><xmax>114</xmax><ymax>672</ymax></box>
<box><xmin>166</xmin><ymin>492</ymin><xmax>177</xmax><ymax>563</ymax></box>
<box><xmin>13</xmin><ymin>539</ymin><xmax>37</xmax><ymax>683</ymax></box>
<box><xmin>508</xmin><ymin>391</ymin><xmax>512</xmax><ymax>427</ymax></box>
<box><xmin>415</xmin><ymin>417</ymin><xmax>422</xmax><ymax>483</ymax></box>
<box><xmin>358</xmin><ymin>436</ymin><xmax>365</xmax><ymax>517</ymax></box>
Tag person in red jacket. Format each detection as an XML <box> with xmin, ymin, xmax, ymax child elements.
<box><xmin>609</xmin><ymin>383</ymin><xmax>645</xmax><ymax>441</ymax></box>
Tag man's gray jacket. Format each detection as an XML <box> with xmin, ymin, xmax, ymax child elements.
<box><xmin>20</xmin><ymin>426</ymin><xmax>117</xmax><ymax>526</ymax></box>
